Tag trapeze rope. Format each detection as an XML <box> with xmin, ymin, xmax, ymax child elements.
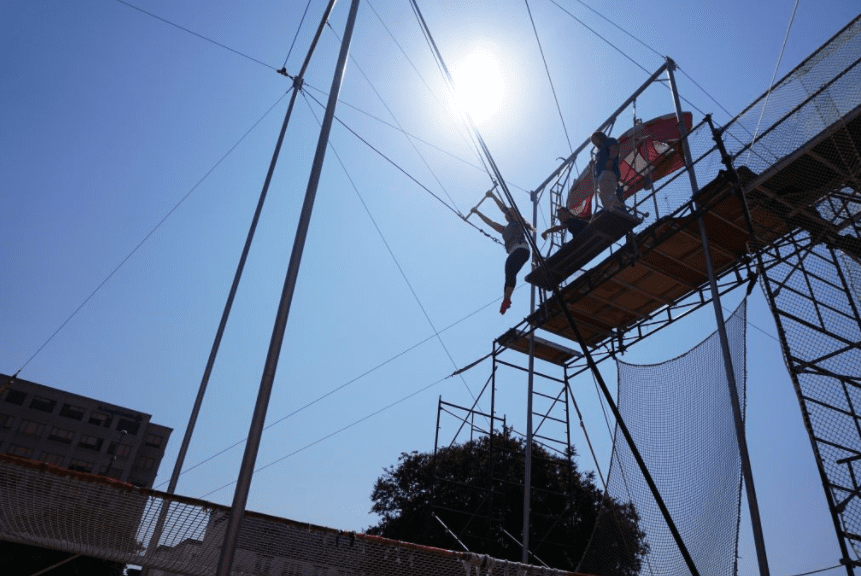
<box><xmin>366</xmin><ymin>0</ymin><xmax>499</xmax><ymax>180</ymax></box>
<box><xmin>10</xmin><ymin>90</ymin><xmax>292</xmax><ymax>377</ymax></box>
<box><xmin>305</xmin><ymin>90</ymin><xmax>503</xmax><ymax>245</ymax></box>
<box><xmin>301</xmin><ymin>92</ymin><xmax>481</xmax><ymax>405</ymax></box>
<box><xmin>323</xmin><ymin>21</ymin><xmax>466</xmax><ymax>214</ymax></box>
<box><xmin>411</xmin><ymin>0</ymin><xmax>701</xmax><ymax>570</ymax></box>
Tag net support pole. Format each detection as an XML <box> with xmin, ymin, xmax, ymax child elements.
<box><xmin>521</xmin><ymin>190</ymin><xmax>540</xmax><ymax>564</ymax></box>
<box><xmin>214</xmin><ymin>2</ymin><xmax>362</xmax><ymax>575</ymax></box>
<box><xmin>159</xmin><ymin>0</ymin><xmax>340</xmax><ymax>501</ymax></box>
<box><xmin>489</xmin><ymin>342</ymin><xmax>498</xmax><ymax>543</ymax></box>
<box><xmin>666</xmin><ymin>58</ymin><xmax>771</xmax><ymax>576</ymax></box>
<box><xmin>141</xmin><ymin>5</ymin><xmax>342</xmax><ymax>570</ymax></box>
<box><xmin>459</xmin><ymin>63</ymin><xmax>700</xmax><ymax>575</ymax></box>
<box><xmin>709</xmin><ymin>114</ymin><xmax>857</xmax><ymax>576</ymax></box>
<box><xmin>414</xmin><ymin>19</ymin><xmax>698</xmax><ymax>564</ymax></box>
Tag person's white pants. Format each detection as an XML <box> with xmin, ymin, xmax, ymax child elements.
<box><xmin>596</xmin><ymin>170</ymin><xmax>622</xmax><ymax>211</ymax></box>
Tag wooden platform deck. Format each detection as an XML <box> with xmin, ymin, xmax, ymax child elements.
<box><xmin>500</xmin><ymin>104</ymin><xmax>861</xmax><ymax>361</ymax></box>
<box><xmin>532</xmin><ymin>175</ymin><xmax>752</xmax><ymax>348</ymax></box>
<box><xmin>525</xmin><ymin>209</ymin><xmax>642</xmax><ymax>291</ymax></box>
<box><xmin>496</xmin><ymin>328</ymin><xmax>581</xmax><ymax>366</ymax></box>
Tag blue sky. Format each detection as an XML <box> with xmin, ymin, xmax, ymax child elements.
<box><xmin>2</xmin><ymin>1</ymin><xmax>859</xmax><ymax>574</ymax></box>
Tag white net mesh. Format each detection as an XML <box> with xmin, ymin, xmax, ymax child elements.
<box><xmin>0</xmin><ymin>455</ymin><xmax>589</xmax><ymax>576</ymax></box>
<box><xmin>576</xmin><ymin>302</ymin><xmax>746</xmax><ymax>576</ymax></box>
<box><xmin>721</xmin><ymin>13</ymin><xmax>861</xmax><ymax>565</ymax></box>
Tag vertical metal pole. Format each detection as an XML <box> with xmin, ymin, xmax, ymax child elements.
<box><xmin>144</xmin><ymin>79</ymin><xmax>300</xmax><ymax>576</ymax></box>
<box><xmin>507</xmin><ymin>77</ymin><xmax>699</xmax><ymax>576</ymax></box>
<box><xmin>469</xmin><ymin>58</ymin><xmax>695</xmax><ymax>574</ymax></box>
<box><xmin>521</xmin><ymin>191</ymin><xmax>539</xmax><ymax>564</ymax></box>
<box><xmin>142</xmin><ymin>2</ymin><xmax>343</xmax><ymax>572</ymax></box>
<box><xmin>161</xmin><ymin>0</ymin><xmax>340</xmax><ymax>501</ymax></box>
<box><xmin>214</xmin><ymin>2</ymin><xmax>361</xmax><ymax>575</ymax></box>
<box><xmin>491</xmin><ymin>343</ymin><xmax>497</xmax><ymax>438</ymax></box>
<box><xmin>489</xmin><ymin>344</ymin><xmax>497</xmax><ymax>551</ymax></box>
<box><xmin>563</xmin><ymin>366</ymin><xmax>575</xmax><ymax>502</ymax></box>
<box><xmin>432</xmin><ymin>395</ymin><xmax>442</xmax><ymax>509</ymax></box>
<box><xmin>756</xmin><ymin>249</ymin><xmax>855</xmax><ymax>576</ymax></box>
<box><xmin>667</xmin><ymin>58</ymin><xmax>771</xmax><ymax>576</ymax></box>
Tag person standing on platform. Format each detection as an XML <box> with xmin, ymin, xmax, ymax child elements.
<box><xmin>591</xmin><ymin>131</ymin><xmax>624</xmax><ymax>211</ymax></box>
<box><xmin>471</xmin><ymin>191</ymin><xmax>533</xmax><ymax>315</ymax></box>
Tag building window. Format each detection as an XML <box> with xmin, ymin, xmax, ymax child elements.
<box><xmin>117</xmin><ymin>419</ymin><xmax>140</xmax><ymax>436</ymax></box>
<box><xmin>144</xmin><ymin>433</ymin><xmax>162</xmax><ymax>448</ymax></box>
<box><xmin>89</xmin><ymin>411</ymin><xmax>112</xmax><ymax>427</ymax></box>
<box><xmin>0</xmin><ymin>413</ymin><xmax>12</xmax><ymax>429</ymax></box>
<box><xmin>68</xmin><ymin>459</ymin><xmax>93</xmax><ymax>473</ymax></box>
<box><xmin>8</xmin><ymin>445</ymin><xmax>34</xmax><ymax>458</ymax></box>
<box><xmin>4</xmin><ymin>390</ymin><xmax>27</xmax><ymax>405</ymax></box>
<box><xmin>48</xmin><ymin>427</ymin><xmax>75</xmax><ymax>444</ymax></box>
<box><xmin>78</xmin><ymin>434</ymin><xmax>104</xmax><ymax>452</ymax></box>
<box><xmin>41</xmin><ymin>453</ymin><xmax>64</xmax><ymax>466</ymax></box>
<box><xmin>103</xmin><ymin>467</ymin><xmax>122</xmax><ymax>480</ymax></box>
<box><xmin>60</xmin><ymin>403</ymin><xmax>85</xmax><ymax>420</ymax></box>
<box><xmin>109</xmin><ymin>442</ymin><xmax>131</xmax><ymax>458</ymax></box>
<box><xmin>136</xmin><ymin>456</ymin><xmax>155</xmax><ymax>470</ymax></box>
<box><xmin>18</xmin><ymin>419</ymin><xmax>45</xmax><ymax>437</ymax></box>
<box><xmin>29</xmin><ymin>396</ymin><xmax>57</xmax><ymax>413</ymax></box>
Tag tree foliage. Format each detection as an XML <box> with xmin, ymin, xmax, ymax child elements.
<box><xmin>367</xmin><ymin>429</ymin><xmax>647</xmax><ymax>575</ymax></box>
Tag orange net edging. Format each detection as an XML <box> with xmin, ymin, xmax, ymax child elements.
<box><xmin>0</xmin><ymin>453</ymin><xmax>595</xmax><ymax>576</ymax></box>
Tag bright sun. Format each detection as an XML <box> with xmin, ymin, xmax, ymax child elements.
<box><xmin>453</xmin><ymin>48</ymin><xmax>504</xmax><ymax>126</ymax></box>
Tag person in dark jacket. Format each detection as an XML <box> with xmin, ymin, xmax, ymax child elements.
<box><xmin>541</xmin><ymin>206</ymin><xmax>590</xmax><ymax>242</ymax></box>
<box><xmin>591</xmin><ymin>130</ymin><xmax>624</xmax><ymax>211</ymax></box>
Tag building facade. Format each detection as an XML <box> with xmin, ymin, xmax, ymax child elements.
<box><xmin>0</xmin><ymin>373</ymin><xmax>171</xmax><ymax>488</ymax></box>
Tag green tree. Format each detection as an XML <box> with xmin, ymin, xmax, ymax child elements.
<box><xmin>367</xmin><ymin>429</ymin><xmax>647</xmax><ymax>575</ymax></box>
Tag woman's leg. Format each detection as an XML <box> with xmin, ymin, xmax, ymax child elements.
<box><xmin>501</xmin><ymin>248</ymin><xmax>530</xmax><ymax>314</ymax></box>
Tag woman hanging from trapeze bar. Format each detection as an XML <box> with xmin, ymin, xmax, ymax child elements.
<box><xmin>470</xmin><ymin>190</ymin><xmax>533</xmax><ymax>315</ymax></box>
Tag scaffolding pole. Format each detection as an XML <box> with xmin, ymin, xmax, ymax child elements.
<box><xmin>667</xmin><ymin>58</ymin><xmax>771</xmax><ymax>576</ymax></box>
<box><xmin>521</xmin><ymin>189</ymin><xmax>540</xmax><ymax>563</ymax></box>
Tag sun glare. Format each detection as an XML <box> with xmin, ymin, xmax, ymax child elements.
<box><xmin>453</xmin><ymin>49</ymin><xmax>504</xmax><ymax>126</ymax></box>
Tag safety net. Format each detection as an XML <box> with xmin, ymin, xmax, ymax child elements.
<box><xmin>576</xmin><ymin>300</ymin><xmax>747</xmax><ymax>576</ymax></box>
<box><xmin>0</xmin><ymin>454</ymin><xmax>589</xmax><ymax>576</ymax></box>
<box><xmin>718</xmin><ymin>12</ymin><xmax>861</xmax><ymax>566</ymax></box>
